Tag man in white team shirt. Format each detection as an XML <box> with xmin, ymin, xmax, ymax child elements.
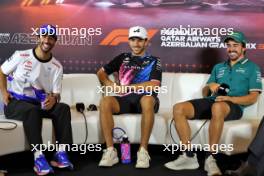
<box><xmin>0</xmin><ymin>24</ymin><xmax>73</xmax><ymax>175</ymax></box>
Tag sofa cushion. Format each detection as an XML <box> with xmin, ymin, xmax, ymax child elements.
<box><xmin>0</xmin><ymin>119</ymin><xmax>53</xmax><ymax>156</ymax></box>
<box><xmin>70</xmin><ymin>110</ymin><xmax>103</xmax><ymax>144</ymax></box>
<box><xmin>172</xmin><ymin>73</ymin><xmax>210</xmax><ymax>105</ymax></box>
<box><xmin>61</xmin><ymin>74</ymin><xmax>102</xmax><ymax>107</ymax></box>
<box><xmin>158</xmin><ymin>73</ymin><xmax>175</xmax><ymax>109</ymax></box>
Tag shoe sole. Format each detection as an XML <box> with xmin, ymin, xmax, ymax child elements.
<box><xmin>33</xmin><ymin>167</ymin><xmax>52</xmax><ymax>176</ymax></box>
<box><xmin>135</xmin><ymin>164</ymin><xmax>150</xmax><ymax>169</ymax></box>
<box><xmin>98</xmin><ymin>157</ymin><xmax>119</xmax><ymax>167</ymax></box>
<box><xmin>50</xmin><ymin>161</ymin><xmax>73</xmax><ymax>170</ymax></box>
<box><xmin>204</xmin><ymin>165</ymin><xmax>222</xmax><ymax>176</ymax></box>
<box><xmin>164</xmin><ymin>163</ymin><xmax>199</xmax><ymax>170</ymax></box>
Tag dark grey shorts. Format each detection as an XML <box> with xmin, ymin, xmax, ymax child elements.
<box><xmin>189</xmin><ymin>98</ymin><xmax>243</xmax><ymax>121</ymax></box>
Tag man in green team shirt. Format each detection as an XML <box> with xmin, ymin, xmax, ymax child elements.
<box><xmin>164</xmin><ymin>31</ymin><xmax>262</xmax><ymax>176</ymax></box>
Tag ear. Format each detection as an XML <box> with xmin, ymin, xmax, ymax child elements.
<box><xmin>144</xmin><ymin>39</ymin><xmax>149</xmax><ymax>47</ymax></box>
<box><xmin>242</xmin><ymin>46</ymin><xmax>246</xmax><ymax>52</ymax></box>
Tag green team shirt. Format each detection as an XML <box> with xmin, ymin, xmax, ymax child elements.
<box><xmin>206</xmin><ymin>58</ymin><xmax>262</xmax><ymax>110</ymax></box>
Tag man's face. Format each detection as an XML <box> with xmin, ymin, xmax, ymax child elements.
<box><xmin>128</xmin><ymin>37</ymin><xmax>148</xmax><ymax>56</ymax></box>
<box><xmin>38</xmin><ymin>35</ymin><xmax>56</xmax><ymax>53</ymax></box>
<box><xmin>226</xmin><ymin>40</ymin><xmax>245</xmax><ymax>61</ymax></box>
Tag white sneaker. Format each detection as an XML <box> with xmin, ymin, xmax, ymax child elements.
<box><xmin>204</xmin><ymin>155</ymin><xmax>222</xmax><ymax>176</ymax></box>
<box><xmin>164</xmin><ymin>153</ymin><xmax>199</xmax><ymax>170</ymax></box>
<box><xmin>135</xmin><ymin>147</ymin><xmax>151</xmax><ymax>168</ymax></box>
<box><xmin>98</xmin><ymin>147</ymin><xmax>119</xmax><ymax>167</ymax></box>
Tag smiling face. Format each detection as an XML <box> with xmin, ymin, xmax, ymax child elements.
<box><xmin>226</xmin><ymin>39</ymin><xmax>246</xmax><ymax>61</ymax></box>
<box><xmin>38</xmin><ymin>35</ymin><xmax>56</xmax><ymax>53</ymax></box>
<box><xmin>128</xmin><ymin>37</ymin><xmax>148</xmax><ymax>56</ymax></box>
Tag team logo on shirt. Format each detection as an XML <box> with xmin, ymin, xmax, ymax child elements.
<box><xmin>142</xmin><ymin>60</ymin><xmax>150</xmax><ymax>66</ymax></box>
<box><xmin>23</xmin><ymin>71</ymin><xmax>30</xmax><ymax>79</ymax></box>
<box><xmin>20</xmin><ymin>53</ymin><xmax>30</xmax><ymax>57</ymax></box>
<box><xmin>236</xmin><ymin>67</ymin><xmax>246</xmax><ymax>74</ymax></box>
<box><xmin>23</xmin><ymin>60</ymin><xmax>33</xmax><ymax>72</ymax></box>
<box><xmin>123</xmin><ymin>57</ymin><xmax>130</xmax><ymax>63</ymax></box>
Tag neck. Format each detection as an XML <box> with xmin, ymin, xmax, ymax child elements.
<box><xmin>35</xmin><ymin>46</ymin><xmax>51</xmax><ymax>61</ymax></box>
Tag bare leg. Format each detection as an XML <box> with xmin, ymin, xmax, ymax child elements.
<box><xmin>139</xmin><ymin>96</ymin><xmax>156</xmax><ymax>150</ymax></box>
<box><xmin>173</xmin><ymin>102</ymin><xmax>195</xmax><ymax>145</ymax></box>
<box><xmin>99</xmin><ymin>96</ymin><xmax>120</xmax><ymax>148</ymax></box>
<box><xmin>209</xmin><ymin>102</ymin><xmax>230</xmax><ymax>152</ymax></box>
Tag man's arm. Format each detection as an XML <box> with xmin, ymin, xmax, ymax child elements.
<box><xmin>215</xmin><ymin>91</ymin><xmax>260</xmax><ymax>106</ymax></box>
<box><xmin>97</xmin><ymin>68</ymin><xmax>115</xmax><ymax>87</ymax></box>
<box><xmin>202</xmin><ymin>83</ymin><xmax>220</xmax><ymax>97</ymax></box>
<box><xmin>0</xmin><ymin>68</ymin><xmax>11</xmax><ymax>105</ymax></box>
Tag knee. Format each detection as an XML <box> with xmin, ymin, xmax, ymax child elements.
<box><xmin>57</xmin><ymin>103</ymin><xmax>70</xmax><ymax>112</ymax></box>
<box><xmin>211</xmin><ymin>102</ymin><xmax>229</xmax><ymax>119</ymax></box>
<box><xmin>173</xmin><ymin>103</ymin><xmax>185</xmax><ymax>117</ymax></box>
<box><xmin>99</xmin><ymin>96</ymin><xmax>114</xmax><ymax>112</ymax></box>
<box><xmin>140</xmin><ymin>96</ymin><xmax>155</xmax><ymax>112</ymax></box>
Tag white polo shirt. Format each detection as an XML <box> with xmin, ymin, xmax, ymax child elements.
<box><xmin>1</xmin><ymin>49</ymin><xmax>63</xmax><ymax>101</ymax></box>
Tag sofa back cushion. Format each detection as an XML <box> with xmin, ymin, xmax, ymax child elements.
<box><xmin>158</xmin><ymin>73</ymin><xmax>175</xmax><ymax>109</ymax></box>
<box><xmin>172</xmin><ymin>73</ymin><xmax>210</xmax><ymax>105</ymax></box>
<box><xmin>61</xmin><ymin>74</ymin><xmax>102</xmax><ymax>107</ymax></box>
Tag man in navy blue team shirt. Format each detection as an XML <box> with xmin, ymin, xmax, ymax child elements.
<box><xmin>97</xmin><ymin>26</ymin><xmax>162</xmax><ymax>168</ymax></box>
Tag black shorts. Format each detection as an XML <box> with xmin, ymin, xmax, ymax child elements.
<box><xmin>114</xmin><ymin>93</ymin><xmax>160</xmax><ymax>115</ymax></box>
<box><xmin>189</xmin><ymin>98</ymin><xmax>243</xmax><ymax>121</ymax></box>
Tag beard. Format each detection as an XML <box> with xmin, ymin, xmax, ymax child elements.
<box><xmin>228</xmin><ymin>51</ymin><xmax>242</xmax><ymax>61</ymax></box>
<box><xmin>39</xmin><ymin>42</ymin><xmax>54</xmax><ymax>53</ymax></box>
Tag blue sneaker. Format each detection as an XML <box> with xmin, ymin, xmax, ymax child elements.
<box><xmin>50</xmin><ymin>151</ymin><xmax>73</xmax><ymax>170</ymax></box>
<box><xmin>34</xmin><ymin>155</ymin><xmax>54</xmax><ymax>175</ymax></box>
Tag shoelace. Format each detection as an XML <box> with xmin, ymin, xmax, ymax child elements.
<box><xmin>36</xmin><ymin>157</ymin><xmax>50</xmax><ymax>170</ymax></box>
<box><xmin>102</xmin><ymin>149</ymin><xmax>112</xmax><ymax>161</ymax></box>
<box><xmin>57</xmin><ymin>152</ymin><xmax>69</xmax><ymax>163</ymax></box>
<box><xmin>208</xmin><ymin>157</ymin><xmax>219</xmax><ymax>171</ymax></box>
<box><xmin>138</xmin><ymin>151</ymin><xmax>150</xmax><ymax>162</ymax></box>
<box><xmin>173</xmin><ymin>154</ymin><xmax>187</xmax><ymax>164</ymax></box>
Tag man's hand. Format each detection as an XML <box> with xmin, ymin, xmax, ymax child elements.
<box><xmin>215</xmin><ymin>96</ymin><xmax>233</xmax><ymax>102</ymax></box>
<box><xmin>112</xmin><ymin>84</ymin><xmax>129</xmax><ymax>95</ymax></box>
<box><xmin>2</xmin><ymin>91</ymin><xmax>11</xmax><ymax>105</ymax></box>
<box><xmin>208</xmin><ymin>83</ymin><xmax>220</xmax><ymax>95</ymax></box>
<box><xmin>43</xmin><ymin>94</ymin><xmax>57</xmax><ymax>110</ymax></box>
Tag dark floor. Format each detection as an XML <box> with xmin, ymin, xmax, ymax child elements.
<box><xmin>0</xmin><ymin>144</ymin><xmax>248</xmax><ymax>176</ymax></box>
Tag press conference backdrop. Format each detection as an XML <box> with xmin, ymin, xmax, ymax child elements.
<box><xmin>0</xmin><ymin>0</ymin><xmax>263</xmax><ymax>74</ymax></box>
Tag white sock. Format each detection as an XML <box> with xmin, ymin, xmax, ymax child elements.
<box><xmin>107</xmin><ymin>146</ymin><xmax>114</xmax><ymax>151</ymax></box>
<box><xmin>139</xmin><ymin>147</ymin><xmax>147</xmax><ymax>153</ymax></box>
<box><xmin>58</xmin><ymin>144</ymin><xmax>66</xmax><ymax>152</ymax></box>
<box><xmin>34</xmin><ymin>150</ymin><xmax>43</xmax><ymax>160</ymax></box>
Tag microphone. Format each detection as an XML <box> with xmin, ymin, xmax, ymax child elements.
<box><xmin>76</xmin><ymin>103</ymin><xmax>85</xmax><ymax>113</ymax></box>
<box><xmin>217</xmin><ymin>83</ymin><xmax>230</xmax><ymax>96</ymax></box>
